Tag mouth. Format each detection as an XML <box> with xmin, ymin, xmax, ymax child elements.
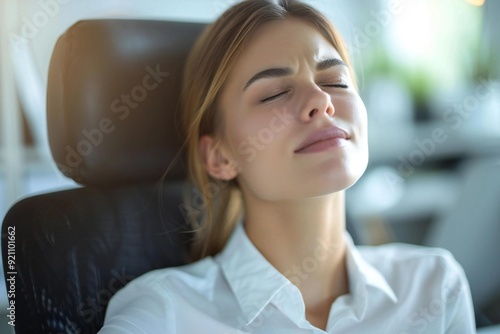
<box><xmin>294</xmin><ymin>126</ymin><xmax>350</xmax><ymax>154</ymax></box>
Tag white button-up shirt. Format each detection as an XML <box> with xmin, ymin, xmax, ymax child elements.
<box><xmin>100</xmin><ymin>222</ymin><xmax>476</xmax><ymax>333</ymax></box>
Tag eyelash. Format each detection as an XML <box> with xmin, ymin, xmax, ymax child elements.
<box><xmin>260</xmin><ymin>83</ymin><xmax>348</xmax><ymax>103</ymax></box>
<box><xmin>260</xmin><ymin>90</ymin><xmax>290</xmax><ymax>103</ymax></box>
<box><xmin>324</xmin><ymin>83</ymin><xmax>348</xmax><ymax>89</ymax></box>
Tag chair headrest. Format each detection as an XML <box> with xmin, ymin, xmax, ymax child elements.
<box><xmin>47</xmin><ymin>19</ymin><xmax>206</xmax><ymax>186</ymax></box>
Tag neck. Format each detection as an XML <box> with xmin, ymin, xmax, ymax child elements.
<box><xmin>243</xmin><ymin>191</ymin><xmax>349</xmax><ymax>313</ymax></box>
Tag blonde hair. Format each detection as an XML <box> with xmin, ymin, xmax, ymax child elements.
<box><xmin>181</xmin><ymin>0</ymin><xmax>355</xmax><ymax>261</ymax></box>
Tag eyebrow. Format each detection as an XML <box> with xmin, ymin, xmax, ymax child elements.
<box><xmin>243</xmin><ymin>58</ymin><xmax>346</xmax><ymax>91</ymax></box>
<box><xmin>316</xmin><ymin>58</ymin><xmax>346</xmax><ymax>71</ymax></box>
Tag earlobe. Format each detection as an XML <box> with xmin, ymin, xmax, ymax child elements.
<box><xmin>199</xmin><ymin>135</ymin><xmax>239</xmax><ymax>180</ymax></box>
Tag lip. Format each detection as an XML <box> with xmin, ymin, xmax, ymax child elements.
<box><xmin>294</xmin><ymin>126</ymin><xmax>350</xmax><ymax>154</ymax></box>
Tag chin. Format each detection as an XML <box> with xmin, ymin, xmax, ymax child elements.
<box><xmin>321</xmin><ymin>154</ymin><xmax>369</xmax><ymax>194</ymax></box>
<box><xmin>294</xmin><ymin>171</ymin><xmax>363</xmax><ymax>199</ymax></box>
<box><xmin>346</xmin><ymin>155</ymin><xmax>369</xmax><ymax>188</ymax></box>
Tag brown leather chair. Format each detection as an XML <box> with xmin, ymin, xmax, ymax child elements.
<box><xmin>1</xmin><ymin>19</ymin><xmax>205</xmax><ymax>333</ymax></box>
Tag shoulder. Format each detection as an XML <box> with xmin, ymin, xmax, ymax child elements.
<box><xmin>117</xmin><ymin>256</ymin><xmax>219</xmax><ymax>296</ymax></box>
<box><xmin>358</xmin><ymin>242</ymin><xmax>464</xmax><ymax>280</ymax></box>
<box><xmin>99</xmin><ymin>257</ymin><xmax>219</xmax><ymax>333</ymax></box>
<box><xmin>357</xmin><ymin>243</ymin><xmax>471</xmax><ymax>306</ymax></box>
<box><xmin>356</xmin><ymin>243</ymin><xmax>475</xmax><ymax>332</ymax></box>
<box><xmin>357</xmin><ymin>243</ymin><xmax>475</xmax><ymax>331</ymax></box>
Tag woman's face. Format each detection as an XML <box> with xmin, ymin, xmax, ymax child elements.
<box><xmin>216</xmin><ymin>17</ymin><xmax>368</xmax><ymax>201</ymax></box>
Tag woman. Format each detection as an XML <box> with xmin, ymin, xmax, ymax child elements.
<box><xmin>100</xmin><ymin>1</ymin><xmax>476</xmax><ymax>332</ymax></box>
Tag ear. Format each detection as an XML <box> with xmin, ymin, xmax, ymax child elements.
<box><xmin>199</xmin><ymin>135</ymin><xmax>239</xmax><ymax>181</ymax></box>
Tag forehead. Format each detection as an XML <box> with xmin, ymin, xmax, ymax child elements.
<box><xmin>251</xmin><ymin>17</ymin><xmax>335</xmax><ymax>51</ymax></box>
<box><xmin>228</xmin><ymin>18</ymin><xmax>341</xmax><ymax>82</ymax></box>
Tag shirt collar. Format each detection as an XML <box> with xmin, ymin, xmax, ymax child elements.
<box><xmin>215</xmin><ymin>221</ymin><xmax>290</xmax><ymax>325</ymax></box>
<box><xmin>342</xmin><ymin>232</ymin><xmax>398</xmax><ymax>321</ymax></box>
<box><xmin>215</xmin><ymin>220</ymin><xmax>398</xmax><ymax>325</ymax></box>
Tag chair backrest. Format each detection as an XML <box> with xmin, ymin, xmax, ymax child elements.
<box><xmin>1</xmin><ymin>19</ymin><xmax>205</xmax><ymax>333</ymax></box>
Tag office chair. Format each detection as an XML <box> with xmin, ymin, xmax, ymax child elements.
<box><xmin>1</xmin><ymin>18</ymin><xmax>363</xmax><ymax>334</ymax></box>
<box><xmin>1</xmin><ymin>19</ymin><xmax>205</xmax><ymax>333</ymax></box>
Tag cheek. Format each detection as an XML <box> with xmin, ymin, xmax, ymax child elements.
<box><xmin>353</xmin><ymin>97</ymin><xmax>369</xmax><ymax>147</ymax></box>
<box><xmin>349</xmin><ymin>97</ymin><xmax>369</xmax><ymax>179</ymax></box>
<box><xmin>336</xmin><ymin>94</ymin><xmax>368</xmax><ymax>142</ymax></box>
<box><xmin>225</xmin><ymin>107</ymin><xmax>294</xmax><ymax>162</ymax></box>
<box><xmin>226</xmin><ymin>114</ymin><xmax>275</xmax><ymax>165</ymax></box>
<box><xmin>336</xmin><ymin>93</ymin><xmax>366</xmax><ymax>120</ymax></box>
<box><xmin>224</xmin><ymin>111</ymin><xmax>295</xmax><ymax>199</ymax></box>
<box><xmin>333</xmin><ymin>94</ymin><xmax>369</xmax><ymax>178</ymax></box>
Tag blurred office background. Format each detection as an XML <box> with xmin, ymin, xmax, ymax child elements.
<box><xmin>0</xmin><ymin>0</ymin><xmax>499</xmax><ymax>331</ymax></box>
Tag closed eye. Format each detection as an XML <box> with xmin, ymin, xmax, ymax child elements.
<box><xmin>322</xmin><ymin>83</ymin><xmax>348</xmax><ymax>89</ymax></box>
<box><xmin>260</xmin><ymin>83</ymin><xmax>346</xmax><ymax>103</ymax></box>
<box><xmin>260</xmin><ymin>90</ymin><xmax>290</xmax><ymax>103</ymax></box>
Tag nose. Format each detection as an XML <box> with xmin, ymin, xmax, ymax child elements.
<box><xmin>298</xmin><ymin>85</ymin><xmax>335</xmax><ymax>123</ymax></box>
